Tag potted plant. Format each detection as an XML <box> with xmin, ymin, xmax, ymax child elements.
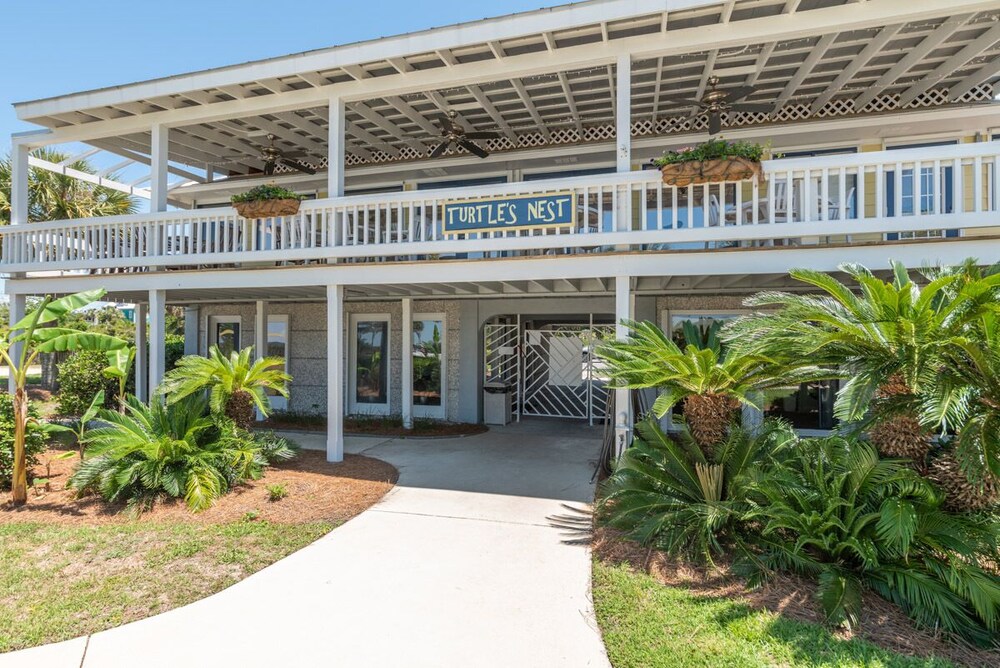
<box><xmin>231</xmin><ymin>184</ymin><xmax>303</xmax><ymax>219</ymax></box>
<box><xmin>655</xmin><ymin>138</ymin><xmax>765</xmax><ymax>187</ymax></box>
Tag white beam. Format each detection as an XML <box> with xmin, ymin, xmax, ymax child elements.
<box><xmin>10</xmin><ymin>142</ymin><xmax>29</xmax><ymax>225</ymax></box>
<box><xmin>326</xmin><ymin>284</ymin><xmax>345</xmax><ymax>463</ymax></box>
<box><xmin>810</xmin><ymin>24</ymin><xmax>903</xmax><ymax>113</ymax></box>
<box><xmin>135</xmin><ymin>302</ymin><xmax>148</xmax><ymax>402</ymax></box>
<box><xmin>28</xmin><ymin>156</ymin><xmax>152</xmax><ymax>199</ymax></box>
<box><xmin>897</xmin><ymin>23</ymin><xmax>1000</xmax><ymax>106</ymax></box>
<box><xmin>329</xmin><ymin>96</ymin><xmax>346</xmax><ymax>197</ymax></box>
<box><xmin>772</xmin><ymin>33</ymin><xmax>837</xmax><ymax>113</ymax></box>
<box><xmin>949</xmin><ymin>55</ymin><xmax>1000</xmax><ymax>100</ymax></box>
<box><xmin>184</xmin><ymin>305</ymin><xmax>199</xmax><ymax>356</ymax></box>
<box><xmin>254</xmin><ymin>300</ymin><xmax>267</xmax><ymax>358</ymax></box>
<box><xmin>148</xmin><ymin>290</ymin><xmax>167</xmax><ymax>396</ymax></box>
<box><xmin>853</xmin><ymin>14</ymin><xmax>975</xmax><ymax>109</ymax></box>
<box><xmin>401</xmin><ymin>297</ymin><xmax>413</xmax><ymax>430</ymax></box>
<box><xmin>150</xmin><ymin>124</ymin><xmax>169</xmax><ymax>212</ymax></box>
<box><xmin>616</xmin><ymin>53</ymin><xmax>632</xmax><ymax>173</ymax></box>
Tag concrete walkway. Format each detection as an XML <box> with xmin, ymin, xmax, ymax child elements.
<box><xmin>4</xmin><ymin>420</ymin><xmax>610</xmax><ymax>668</ymax></box>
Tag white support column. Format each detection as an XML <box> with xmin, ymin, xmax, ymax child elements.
<box><xmin>328</xmin><ymin>97</ymin><xmax>346</xmax><ymax>198</ymax></box>
<box><xmin>150</xmin><ymin>124</ymin><xmax>169</xmax><ymax>213</ymax></box>
<box><xmin>7</xmin><ymin>294</ymin><xmax>26</xmax><ymax>394</ymax></box>
<box><xmin>135</xmin><ymin>303</ymin><xmax>148</xmax><ymax>402</ymax></box>
<box><xmin>326</xmin><ymin>284</ymin><xmax>345</xmax><ymax>463</ymax></box>
<box><xmin>615</xmin><ymin>54</ymin><xmax>632</xmax><ymax>175</ymax></box>
<box><xmin>254</xmin><ymin>300</ymin><xmax>267</xmax><ymax>357</ymax></box>
<box><xmin>183</xmin><ymin>306</ymin><xmax>200</xmax><ymax>356</ymax></box>
<box><xmin>10</xmin><ymin>142</ymin><xmax>30</xmax><ymax>225</ymax></box>
<box><xmin>148</xmin><ymin>290</ymin><xmax>167</xmax><ymax>396</ymax></box>
<box><xmin>614</xmin><ymin>275</ymin><xmax>633</xmax><ymax>458</ymax></box>
<box><xmin>401</xmin><ymin>297</ymin><xmax>413</xmax><ymax>430</ymax></box>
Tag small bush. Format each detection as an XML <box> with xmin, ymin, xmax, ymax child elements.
<box><xmin>266</xmin><ymin>483</ymin><xmax>288</xmax><ymax>502</ymax></box>
<box><xmin>0</xmin><ymin>394</ymin><xmax>47</xmax><ymax>489</ymax></box>
<box><xmin>57</xmin><ymin>350</ymin><xmax>115</xmax><ymax>416</ymax></box>
<box><xmin>231</xmin><ymin>184</ymin><xmax>302</xmax><ymax>204</ymax></box>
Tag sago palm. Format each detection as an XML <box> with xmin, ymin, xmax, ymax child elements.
<box><xmin>598</xmin><ymin>319</ymin><xmax>831</xmax><ymax>454</ymax></box>
<box><xmin>160</xmin><ymin>345</ymin><xmax>290</xmax><ymax>429</ymax></box>
<box><xmin>599</xmin><ymin>416</ymin><xmax>796</xmax><ymax>563</ymax></box>
<box><xmin>726</xmin><ymin>261</ymin><xmax>1000</xmax><ymax>466</ymax></box>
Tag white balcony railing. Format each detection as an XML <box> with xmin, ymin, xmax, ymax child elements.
<box><xmin>3</xmin><ymin>142</ymin><xmax>1000</xmax><ymax>275</ymax></box>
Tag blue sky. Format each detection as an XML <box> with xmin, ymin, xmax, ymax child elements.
<box><xmin>1</xmin><ymin>0</ymin><xmax>548</xmax><ymax>152</ymax></box>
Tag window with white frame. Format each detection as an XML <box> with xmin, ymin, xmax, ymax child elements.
<box><xmin>412</xmin><ymin>313</ymin><xmax>446</xmax><ymax>419</ymax></box>
<box><xmin>349</xmin><ymin>314</ymin><xmax>391</xmax><ymax>415</ymax></box>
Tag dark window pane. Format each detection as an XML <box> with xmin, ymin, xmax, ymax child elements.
<box><xmin>216</xmin><ymin>322</ymin><xmax>240</xmax><ymax>356</ymax></box>
<box><xmin>413</xmin><ymin>319</ymin><xmax>443</xmax><ymax>406</ymax></box>
<box><xmin>356</xmin><ymin>321</ymin><xmax>388</xmax><ymax>404</ymax></box>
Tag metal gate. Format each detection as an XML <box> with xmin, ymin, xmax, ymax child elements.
<box><xmin>484</xmin><ymin>320</ymin><xmax>613</xmax><ymax>423</ymax></box>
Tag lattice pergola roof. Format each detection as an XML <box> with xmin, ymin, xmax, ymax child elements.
<box><xmin>15</xmin><ymin>0</ymin><xmax>1000</xmax><ymax>184</ymax></box>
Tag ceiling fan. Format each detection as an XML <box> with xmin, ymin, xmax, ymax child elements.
<box><xmin>665</xmin><ymin>76</ymin><xmax>772</xmax><ymax>134</ymax></box>
<box><xmin>256</xmin><ymin>133</ymin><xmax>317</xmax><ymax>176</ymax></box>
<box><xmin>428</xmin><ymin>110</ymin><xmax>499</xmax><ymax>159</ymax></box>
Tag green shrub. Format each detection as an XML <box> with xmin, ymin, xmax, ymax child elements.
<box><xmin>69</xmin><ymin>395</ymin><xmax>296</xmax><ymax>512</ymax></box>
<box><xmin>0</xmin><ymin>394</ymin><xmax>46</xmax><ymax>489</ymax></box>
<box><xmin>738</xmin><ymin>435</ymin><xmax>1000</xmax><ymax>644</ymax></box>
<box><xmin>654</xmin><ymin>138</ymin><xmax>765</xmax><ymax>167</ymax></box>
<box><xmin>599</xmin><ymin>416</ymin><xmax>796</xmax><ymax>562</ymax></box>
<box><xmin>57</xmin><ymin>350</ymin><xmax>115</xmax><ymax>416</ymax></box>
<box><xmin>164</xmin><ymin>335</ymin><xmax>185</xmax><ymax>372</ymax></box>
<box><xmin>266</xmin><ymin>483</ymin><xmax>288</xmax><ymax>502</ymax></box>
<box><xmin>230</xmin><ymin>184</ymin><xmax>302</xmax><ymax>204</ymax></box>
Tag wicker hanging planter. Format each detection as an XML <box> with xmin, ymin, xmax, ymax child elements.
<box><xmin>660</xmin><ymin>157</ymin><xmax>763</xmax><ymax>187</ymax></box>
<box><xmin>233</xmin><ymin>198</ymin><xmax>301</xmax><ymax>219</ymax></box>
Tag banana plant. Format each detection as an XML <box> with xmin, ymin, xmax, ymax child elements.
<box><xmin>0</xmin><ymin>289</ymin><xmax>126</xmax><ymax>505</ymax></box>
<box><xmin>103</xmin><ymin>347</ymin><xmax>135</xmax><ymax>411</ymax></box>
<box><xmin>47</xmin><ymin>389</ymin><xmax>105</xmax><ymax>462</ymax></box>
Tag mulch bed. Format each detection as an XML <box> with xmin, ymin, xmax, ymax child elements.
<box><xmin>593</xmin><ymin>527</ymin><xmax>1000</xmax><ymax>668</ymax></box>
<box><xmin>0</xmin><ymin>447</ymin><xmax>398</xmax><ymax>526</ymax></box>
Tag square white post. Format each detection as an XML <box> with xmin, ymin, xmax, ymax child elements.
<box><xmin>401</xmin><ymin>297</ymin><xmax>413</xmax><ymax>430</ymax></box>
<box><xmin>150</xmin><ymin>124</ymin><xmax>169</xmax><ymax>213</ymax></box>
<box><xmin>7</xmin><ymin>294</ymin><xmax>26</xmax><ymax>393</ymax></box>
<box><xmin>10</xmin><ymin>142</ymin><xmax>29</xmax><ymax>225</ymax></box>
<box><xmin>615</xmin><ymin>54</ymin><xmax>632</xmax><ymax>175</ymax></box>
<box><xmin>254</xmin><ymin>300</ymin><xmax>267</xmax><ymax>357</ymax></box>
<box><xmin>135</xmin><ymin>302</ymin><xmax>148</xmax><ymax>402</ymax></box>
<box><xmin>148</xmin><ymin>290</ymin><xmax>167</xmax><ymax>397</ymax></box>
<box><xmin>328</xmin><ymin>97</ymin><xmax>346</xmax><ymax>198</ymax></box>
<box><xmin>183</xmin><ymin>306</ymin><xmax>199</xmax><ymax>356</ymax></box>
<box><xmin>614</xmin><ymin>276</ymin><xmax>633</xmax><ymax>457</ymax></box>
<box><xmin>327</xmin><ymin>284</ymin><xmax>345</xmax><ymax>462</ymax></box>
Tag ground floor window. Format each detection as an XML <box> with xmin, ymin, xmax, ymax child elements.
<box><xmin>267</xmin><ymin>315</ymin><xmax>289</xmax><ymax>411</ymax></box>
<box><xmin>350</xmin><ymin>314</ymin><xmax>391</xmax><ymax>414</ymax></box>
<box><xmin>412</xmin><ymin>314</ymin><xmax>445</xmax><ymax>419</ymax></box>
<box><xmin>209</xmin><ymin>315</ymin><xmax>241</xmax><ymax>355</ymax></box>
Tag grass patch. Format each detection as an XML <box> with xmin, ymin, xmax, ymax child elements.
<box><xmin>0</xmin><ymin>520</ymin><xmax>333</xmax><ymax>652</ymax></box>
<box><xmin>593</xmin><ymin>561</ymin><xmax>958</xmax><ymax>668</ymax></box>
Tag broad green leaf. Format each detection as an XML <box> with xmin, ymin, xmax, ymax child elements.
<box><xmin>36</xmin><ymin>332</ymin><xmax>127</xmax><ymax>354</ymax></box>
<box><xmin>12</xmin><ymin>289</ymin><xmax>107</xmax><ymax>330</ymax></box>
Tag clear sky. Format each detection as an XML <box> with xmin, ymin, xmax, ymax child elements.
<box><xmin>0</xmin><ymin>0</ymin><xmax>550</xmax><ymax>152</ymax></box>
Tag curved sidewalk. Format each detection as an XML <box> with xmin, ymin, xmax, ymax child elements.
<box><xmin>3</xmin><ymin>420</ymin><xmax>610</xmax><ymax>668</ymax></box>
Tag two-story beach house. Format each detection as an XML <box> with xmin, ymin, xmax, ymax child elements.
<box><xmin>6</xmin><ymin>0</ymin><xmax>1000</xmax><ymax>462</ymax></box>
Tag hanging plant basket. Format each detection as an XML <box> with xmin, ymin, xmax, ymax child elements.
<box><xmin>660</xmin><ymin>157</ymin><xmax>762</xmax><ymax>187</ymax></box>
<box><xmin>233</xmin><ymin>198</ymin><xmax>301</xmax><ymax>219</ymax></box>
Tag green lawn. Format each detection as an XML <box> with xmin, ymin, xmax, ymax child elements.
<box><xmin>0</xmin><ymin>521</ymin><xmax>333</xmax><ymax>653</ymax></box>
<box><xmin>593</xmin><ymin>561</ymin><xmax>957</xmax><ymax>668</ymax></box>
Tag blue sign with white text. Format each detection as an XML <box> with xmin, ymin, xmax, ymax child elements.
<box><xmin>442</xmin><ymin>192</ymin><xmax>576</xmax><ymax>235</ymax></box>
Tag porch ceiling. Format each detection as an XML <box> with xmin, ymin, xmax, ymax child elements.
<box><xmin>90</xmin><ymin>272</ymin><xmax>844</xmax><ymax>305</ymax></box>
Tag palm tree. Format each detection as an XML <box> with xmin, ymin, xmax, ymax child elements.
<box><xmin>159</xmin><ymin>346</ymin><xmax>290</xmax><ymax>430</ymax></box>
<box><xmin>0</xmin><ymin>148</ymin><xmax>138</xmax><ymax>224</ymax></box>
<box><xmin>0</xmin><ymin>290</ymin><xmax>127</xmax><ymax>504</ymax></box>
<box><xmin>726</xmin><ymin>262</ymin><xmax>1000</xmax><ymax>466</ymax></box>
<box><xmin>598</xmin><ymin>320</ymin><xmax>831</xmax><ymax>455</ymax></box>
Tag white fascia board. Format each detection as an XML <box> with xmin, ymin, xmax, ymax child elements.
<box><xmin>8</xmin><ymin>239</ymin><xmax>999</xmax><ymax>296</ymax></box>
<box><xmin>16</xmin><ymin>0</ymin><xmax>989</xmax><ymax>141</ymax></box>
<box><xmin>14</xmin><ymin>0</ymin><xmax>700</xmax><ymax>121</ymax></box>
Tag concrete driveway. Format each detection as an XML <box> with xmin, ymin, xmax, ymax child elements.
<box><xmin>5</xmin><ymin>420</ymin><xmax>610</xmax><ymax>668</ymax></box>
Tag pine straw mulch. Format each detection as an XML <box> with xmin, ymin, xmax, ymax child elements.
<box><xmin>592</xmin><ymin>527</ymin><xmax>1000</xmax><ymax>668</ymax></box>
<box><xmin>0</xmin><ymin>447</ymin><xmax>398</xmax><ymax>526</ymax></box>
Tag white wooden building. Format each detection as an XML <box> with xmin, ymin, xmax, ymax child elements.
<box><xmin>6</xmin><ymin>0</ymin><xmax>1000</xmax><ymax>462</ymax></box>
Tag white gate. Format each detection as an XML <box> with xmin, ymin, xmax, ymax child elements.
<box><xmin>521</xmin><ymin>324</ymin><xmax>614</xmax><ymax>423</ymax></box>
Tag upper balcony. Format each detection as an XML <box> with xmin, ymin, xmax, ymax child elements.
<box><xmin>3</xmin><ymin>141</ymin><xmax>1000</xmax><ymax>277</ymax></box>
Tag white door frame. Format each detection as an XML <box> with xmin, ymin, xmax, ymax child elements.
<box><xmin>267</xmin><ymin>314</ymin><xmax>290</xmax><ymax>412</ymax></box>
<box><xmin>411</xmin><ymin>312</ymin><xmax>446</xmax><ymax>420</ymax></box>
<box><xmin>348</xmin><ymin>313</ymin><xmax>392</xmax><ymax>416</ymax></box>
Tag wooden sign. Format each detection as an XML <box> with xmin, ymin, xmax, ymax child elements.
<box><xmin>442</xmin><ymin>192</ymin><xmax>576</xmax><ymax>235</ymax></box>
